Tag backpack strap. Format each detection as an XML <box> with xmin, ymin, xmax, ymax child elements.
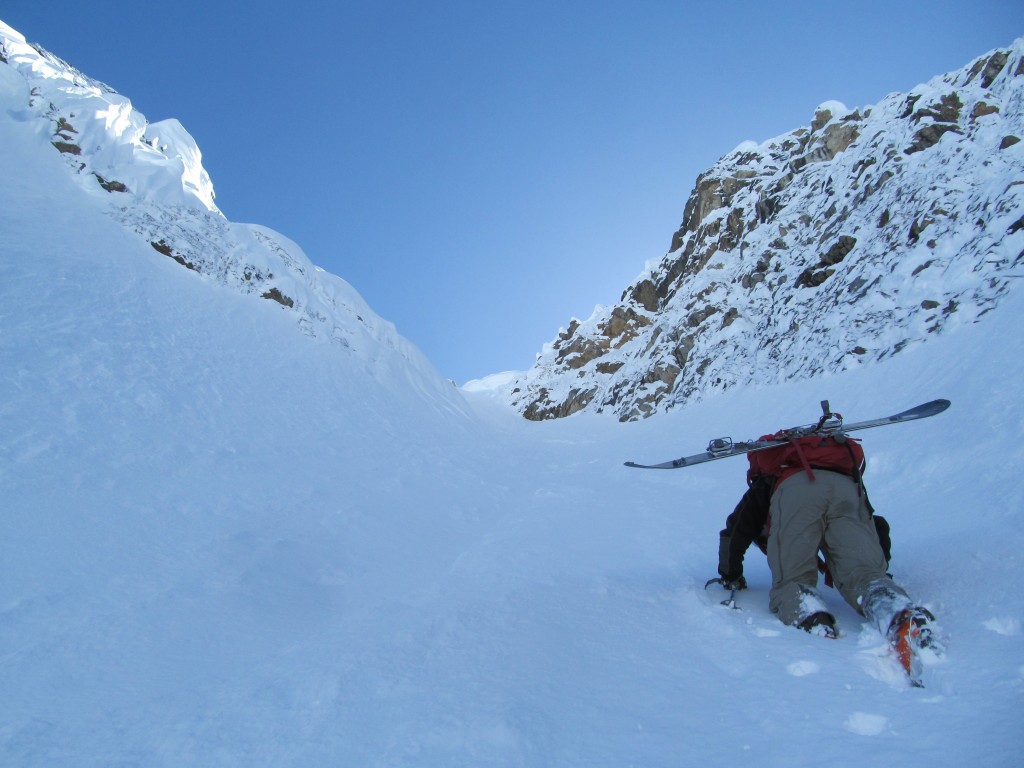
<box><xmin>817</xmin><ymin>555</ymin><xmax>834</xmax><ymax>588</ymax></box>
<box><xmin>789</xmin><ymin>438</ymin><xmax>816</xmax><ymax>481</ymax></box>
<box><xmin>839</xmin><ymin>437</ymin><xmax>871</xmax><ymax>503</ymax></box>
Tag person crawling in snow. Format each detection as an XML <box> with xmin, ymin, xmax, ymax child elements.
<box><xmin>707</xmin><ymin>428</ymin><xmax>940</xmax><ymax>654</ymax></box>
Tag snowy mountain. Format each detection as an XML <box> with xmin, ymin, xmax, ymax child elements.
<box><xmin>3</xmin><ymin>19</ymin><xmax>1024</xmax><ymax>768</ymax></box>
<box><xmin>503</xmin><ymin>38</ymin><xmax>1024</xmax><ymax>421</ymax></box>
<box><xmin>0</xmin><ymin>19</ymin><xmax>460</xmax><ymax>407</ymax></box>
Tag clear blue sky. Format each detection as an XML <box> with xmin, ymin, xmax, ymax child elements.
<box><xmin>4</xmin><ymin>1</ymin><xmax>1022</xmax><ymax>383</ymax></box>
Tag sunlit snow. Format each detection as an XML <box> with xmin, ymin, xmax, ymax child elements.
<box><xmin>2</xmin><ymin>18</ymin><xmax>1023</xmax><ymax>768</ymax></box>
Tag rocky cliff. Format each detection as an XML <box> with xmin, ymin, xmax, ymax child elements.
<box><xmin>505</xmin><ymin>39</ymin><xmax>1024</xmax><ymax>421</ymax></box>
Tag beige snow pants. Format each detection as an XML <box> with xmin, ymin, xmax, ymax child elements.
<box><xmin>767</xmin><ymin>470</ymin><xmax>911</xmax><ymax>631</ymax></box>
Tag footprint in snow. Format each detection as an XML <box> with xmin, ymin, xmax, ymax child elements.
<box><xmin>982</xmin><ymin>617</ymin><xmax>1020</xmax><ymax>636</ymax></box>
<box><xmin>844</xmin><ymin>712</ymin><xmax>889</xmax><ymax>736</ymax></box>
<box><xmin>786</xmin><ymin>660</ymin><xmax>820</xmax><ymax>677</ymax></box>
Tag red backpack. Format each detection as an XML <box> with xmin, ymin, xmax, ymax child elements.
<box><xmin>748</xmin><ymin>432</ymin><xmax>865</xmax><ymax>488</ymax></box>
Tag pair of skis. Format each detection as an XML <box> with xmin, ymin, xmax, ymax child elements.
<box><xmin>624</xmin><ymin>398</ymin><xmax>950</xmax><ymax>470</ymax></box>
<box><xmin>630</xmin><ymin>398</ymin><xmax>952</xmax><ymax>687</ymax></box>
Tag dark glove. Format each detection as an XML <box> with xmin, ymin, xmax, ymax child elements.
<box><xmin>704</xmin><ymin>575</ymin><xmax>747</xmax><ymax>591</ymax></box>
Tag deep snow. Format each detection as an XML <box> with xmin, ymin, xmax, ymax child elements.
<box><xmin>3</xmin><ymin>21</ymin><xmax>1024</xmax><ymax>768</ymax></box>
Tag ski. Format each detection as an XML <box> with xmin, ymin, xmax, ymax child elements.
<box><xmin>624</xmin><ymin>399</ymin><xmax>950</xmax><ymax>470</ymax></box>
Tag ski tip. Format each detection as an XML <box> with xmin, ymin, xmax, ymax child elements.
<box><xmin>889</xmin><ymin>398</ymin><xmax>952</xmax><ymax>422</ymax></box>
<box><xmin>918</xmin><ymin>398</ymin><xmax>952</xmax><ymax>417</ymax></box>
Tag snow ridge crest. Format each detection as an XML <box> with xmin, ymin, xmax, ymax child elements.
<box><xmin>0</xmin><ymin>19</ymin><xmax>451</xmax><ymax>396</ymax></box>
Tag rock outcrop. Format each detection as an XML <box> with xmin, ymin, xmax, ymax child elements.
<box><xmin>505</xmin><ymin>41</ymin><xmax>1024</xmax><ymax>421</ymax></box>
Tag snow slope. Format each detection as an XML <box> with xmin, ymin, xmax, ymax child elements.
<box><xmin>3</xmin><ymin>19</ymin><xmax>1024</xmax><ymax>768</ymax></box>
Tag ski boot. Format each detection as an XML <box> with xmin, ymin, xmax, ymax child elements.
<box><xmin>888</xmin><ymin>607</ymin><xmax>942</xmax><ymax>686</ymax></box>
<box><xmin>798</xmin><ymin>611</ymin><xmax>838</xmax><ymax>639</ymax></box>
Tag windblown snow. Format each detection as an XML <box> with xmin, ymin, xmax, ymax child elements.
<box><xmin>2</xmin><ymin>19</ymin><xmax>1023</xmax><ymax>768</ymax></box>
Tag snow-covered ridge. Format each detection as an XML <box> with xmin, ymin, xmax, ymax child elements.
<box><xmin>0</xmin><ymin>18</ymin><xmax>452</xmax><ymax>398</ymax></box>
<box><xmin>0</xmin><ymin>19</ymin><xmax>217</xmax><ymax>212</ymax></box>
<box><xmin>504</xmin><ymin>38</ymin><xmax>1024</xmax><ymax>421</ymax></box>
